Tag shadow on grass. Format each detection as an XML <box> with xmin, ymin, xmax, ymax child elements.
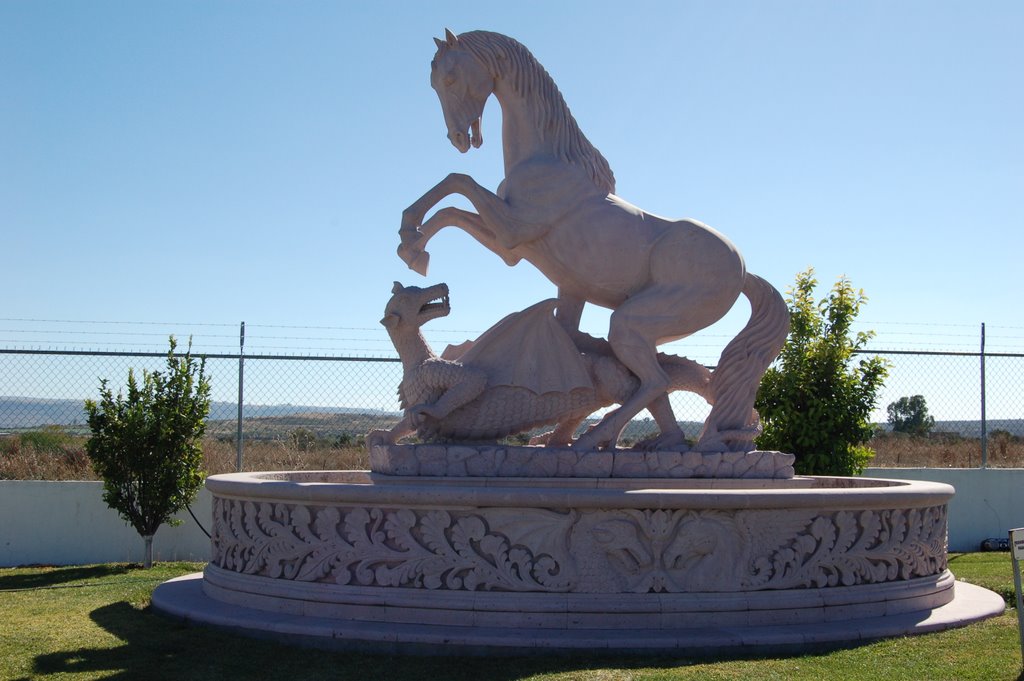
<box><xmin>0</xmin><ymin>564</ymin><xmax>134</xmax><ymax>591</ymax></box>
<box><xmin>26</xmin><ymin>600</ymin><xmax>698</xmax><ymax>681</ymax></box>
<box><xmin>23</xmin><ymin>599</ymin><xmax>896</xmax><ymax>681</ymax></box>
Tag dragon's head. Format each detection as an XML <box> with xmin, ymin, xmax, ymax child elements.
<box><xmin>380</xmin><ymin>282</ymin><xmax>450</xmax><ymax>332</ymax></box>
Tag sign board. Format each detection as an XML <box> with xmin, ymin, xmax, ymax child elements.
<box><xmin>1013</xmin><ymin>528</ymin><xmax>1024</xmax><ymax>561</ymax></box>
<box><xmin>1013</xmin><ymin>529</ymin><xmax>1024</xmax><ymax>669</ymax></box>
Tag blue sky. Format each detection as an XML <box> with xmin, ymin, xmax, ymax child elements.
<box><xmin>2</xmin><ymin>1</ymin><xmax>1021</xmax><ymax>362</ymax></box>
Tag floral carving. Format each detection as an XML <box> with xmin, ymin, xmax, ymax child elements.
<box><xmin>749</xmin><ymin>506</ymin><xmax>948</xmax><ymax>589</ymax></box>
<box><xmin>211</xmin><ymin>498</ymin><xmax>572</xmax><ymax>592</ymax></box>
<box><xmin>210</xmin><ymin>495</ymin><xmax>947</xmax><ymax>594</ymax></box>
<box><xmin>586</xmin><ymin>506</ymin><xmax>947</xmax><ymax>593</ymax></box>
<box><xmin>589</xmin><ymin>510</ymin><xmax>746</xmax><ymax>592</ymax></box>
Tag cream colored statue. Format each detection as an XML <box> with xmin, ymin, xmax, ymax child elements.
<box><xmin>398</xmin><ymin>30</ymin><xmax>789</xmax><ymax>452</ymax></box>
<box><xmin>371</xmin><ymin>281</ymin><xmax>710</xmax><ymax>447</ymax></box>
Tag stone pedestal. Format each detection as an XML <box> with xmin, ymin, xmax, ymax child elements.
<box><xmin>370</xmin><ymin>443</ymin><xmax>796</xmax><ymax>479</ymax></box>
<box><xmin>151</xmin><ymin>467</ymin><xmax>1005</xmax><ymax>654</ymax></box>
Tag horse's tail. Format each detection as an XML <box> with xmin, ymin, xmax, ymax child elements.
<box><xmin>697</xmin><ymin>272</ymin><xmax>789</xmax><ymax>451</ymax></box>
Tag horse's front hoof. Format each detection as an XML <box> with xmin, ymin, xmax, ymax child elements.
<box><xmin>572</xmin><ymin>431</ymin><xmax>614</xmax><ymax>452</ymax></box>
<box><xmin>397</xmin><ymin>243</ymin><xmax>430</xmax><ymax>275</ymax></box>
<box><xmin>409</xmin><ymin>251</ymin><xmax>430</xmax><ymax>276</ymax></box>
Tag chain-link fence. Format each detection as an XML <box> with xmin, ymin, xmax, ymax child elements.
<box><xmin>1</xmin><ymin>346</ymin><xmax>1022</xmax><ymax>471</ymax></box>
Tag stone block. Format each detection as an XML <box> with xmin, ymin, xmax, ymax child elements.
<box><xmin>555</xmin><ymin>450</ymin><xmax>581</xmax><ymax>477</ymax></box>
<box><xmin>701</xmin><ymin>452</ymin><xmax>723</xmax><ymax>470</ymax></box>
<box><xmin>681</xmin><ymin>450</ymin><xmax>703</xmax><ymax>470</ymax></box>
<box><xmin>750</xmin><ymin>452</ymin><xmax>775</xmax><ymax>478</ymax></box>
<box><xmin>612</xmin><ymin>451</ymin><xmax>646</xmax><ymax>477</ymax></box>
<box><xmin>648</xmin><ymin>452</ymin><xmax>684</xmax><ymax>477</ymax></box>
<box><xmin>387</xmin><ymin>446</ymin><xmax>419</xmax><ymax>476</ymax></box>
<box><xmin>574</xmin><ymin>451</ymin><xmax>613</xmax><ymax>477</ymax></box>
<box><xmin>732</xmin><ymin>454</ymin><xmax>755</xmax><ymax>478</ymax></box>
<box><xmin>417</xmin><ymin>445</ymin><xmax>449</xmax><ymax>476</ymax></box>
<box><xmin>723</xmin><ymin>452</ymin><xmax>744</xmax><ymax>466</ymax></box>
<box><xmin>368</xmin><ymin>444</ymin><xmax>389</xmax><ymax>472</ymax></box>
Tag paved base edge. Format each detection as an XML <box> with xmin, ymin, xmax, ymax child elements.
<box><xmin>151</xmin><ymin>574</ymin><xmax>1005</xmax><ymax>657</ymax></box>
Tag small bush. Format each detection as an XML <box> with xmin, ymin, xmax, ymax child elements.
<box><xmin>85</xmin><ymin>337</ymin><xmax>210</xmax><ymax>567</ymax></box>
<box><xmin>755</xmin><ymin>268</ymin><xmax>888</xmax><ymax>476</ymax></box>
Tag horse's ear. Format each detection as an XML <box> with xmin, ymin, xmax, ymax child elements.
<box><xmin>444</xmin><ymin>28</ymin><xmax>458</xmax><ymax>46</ymax></box>
<box><xmin>392</xmin><ymin>281</ymin><xmax>404</xmax><ymax>294</ymax></box>
<box><xmin>433</xmin><ymin>36</ymin><xmax>445</xmax><ymax>50</ymax></box>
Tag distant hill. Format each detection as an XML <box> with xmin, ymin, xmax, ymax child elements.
<box><xmin>0</xmin><ymin>397</ymin><xmax>399</xmax><ymax>432</ymax></box>
<box><xmin>876</xmin><ymin>419</ymin><xmax>1024</xmax><ymax>438</ymax></box>
<box><xmin>2</xmin><ymin>396</ymin><xmax>1021</xmax><ymax>440</ymax></box>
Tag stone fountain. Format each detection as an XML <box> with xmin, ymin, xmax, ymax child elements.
<box><xmin>153</xmin><ymin>29</ymin><xmax>1003</xmax><ymax>654</ymax></box>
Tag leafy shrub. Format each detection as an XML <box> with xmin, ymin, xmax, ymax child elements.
<box><xmin>755</xmin><ymin>268</ymin><xmax>888</xmax><ymax>475</ymax></box>
<box><xmin>84</xmin><ymin>337</ymin><xmax>210</xmax><ymax>567</ymax></box>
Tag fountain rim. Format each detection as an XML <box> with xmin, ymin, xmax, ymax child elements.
<box><xmin>206</xmin><ymin>470</ymin><xmax>955</xmax><ymax>511</ymax></box>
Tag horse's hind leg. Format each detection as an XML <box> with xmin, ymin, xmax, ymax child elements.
<box><xmin>636</xmin><ymin>394</ymin><xmax>687</xmax><ymax>450</ymax></box>
<box><xmin>574</xmin><ymin>274</ymin><xmax>737</xmax><ymax>451</ymax></box>
<box><xmin>573</xmin><ymin>290</ymin><xmax>686</xmax><ymax>450</ymax></box>
<box><xmin>574</xmin><ymin>336</ymin><xmax>668</xmax><ymax>450</ymax></box>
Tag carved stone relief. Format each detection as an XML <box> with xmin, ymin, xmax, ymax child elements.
<box><xmin>211</xmin><ymin>496</ymin><xmax>947</xmax><ymax>594</ymax></box>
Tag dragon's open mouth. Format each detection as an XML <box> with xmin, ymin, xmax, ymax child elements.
<box><xmin>420</xmin><ymin>293</ymin><xmax>450</xmax><ymax>316</ymax></box>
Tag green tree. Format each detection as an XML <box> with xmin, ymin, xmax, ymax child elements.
<box><xmin>755</xmin><ymin>268</ymin><xmax>888</xmax><ymax>475</ymax></box>
<box><xmin>887</xmin><ymin>395</ymin><xmax>935</xmax><ymax>436</ymax></box>
<box><xmin>84</xmin><ymin>337</ymin><xmax>210</xmax><ymax>567</ymax></box>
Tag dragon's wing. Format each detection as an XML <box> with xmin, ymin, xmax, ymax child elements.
<box><xmin>440</xmin><ymin>339</ymin><xmax>474</xmax><ymax>361</ymax></box>
<box><xmin>459</xmin><ymin>299</ymin><xmax>594</xmax><ymax>395</ymax></box>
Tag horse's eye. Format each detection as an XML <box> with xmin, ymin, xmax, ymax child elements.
<box><xmin>443</xmin><ymin>72</ymin><xmax>456</xmax><ymax>87</ymax></box>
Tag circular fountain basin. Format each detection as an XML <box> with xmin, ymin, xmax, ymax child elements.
<box><xmin>153</xmin><ymin>470</ymin><xmax>1005</xmax><ymax>654</ymax></box>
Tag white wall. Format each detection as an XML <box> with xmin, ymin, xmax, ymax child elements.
<box><xmin>862</xmin><ymin>468</ymin><xmax>1024</xmax><ymax>552</ymax></box>
<box><xmin>0</xmin><ymin>481</ymin><xmax>212</xmax><ymax>567</ymax></box>
<box><xmin>1</xmin><ymin>470</ymin><xmax>1021</xmax><ymax>566</ymax></box>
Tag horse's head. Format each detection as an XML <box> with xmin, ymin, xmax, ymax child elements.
<box><xmin>431</xmin><ymin>29</ymin><xmax>492</xmax><ymax>153</ymax></box>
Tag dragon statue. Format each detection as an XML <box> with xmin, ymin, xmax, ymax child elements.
<box><xmin>370</xmin><ymin>282</ymin><xmax>713</xmax><ymax>448</ymax></box>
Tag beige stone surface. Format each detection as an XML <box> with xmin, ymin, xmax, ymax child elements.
<box><xmin>369</xmin><ymin>443</ymin><xmax>795</xmax><ymax>479</ymax></box>
<box><xmin>205</xmin><ymin>471</ymin><xmax>950</xmax><ymax>595</ymax></box>
<box><xmin>371</xmin><ymin>282</ymin><xmax>710</xmax><ymax>448</ymax></box>
<box><xmin>151</xmin><ymin>471</ymin><xmax>1004</xmax><ymax>654</ymax></box>
<box><xmin>397</xmin><ymin>31</ymin><xmax>790</xmax><ymax>452</ymax></box>
<box><xmin>148</xmin><ymin>31</ymin><xmax>1002</xmax><ymax>658</ymax></box>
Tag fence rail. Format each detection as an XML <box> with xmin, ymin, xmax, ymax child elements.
<box><xmin>2</xmin><ymin>344</ymin><xmax>1022</xmax><ymax>470</ymax></box>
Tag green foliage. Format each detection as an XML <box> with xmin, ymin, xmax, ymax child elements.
<box><xmin>289</xmin><ymin>427</ymin><xmax>318</xmax><ymax>451</ymax></box>
<box><xmin>755</xmin><ymin>268</ymin><xmax>888</xmax><ymax>475</ymax></box>
<box><xmin>887</xmin><ymin>395</ymin><xmax>935</xmax><ymax>436</ymax></box>
<box><xmin>84</xmin><ymin>338</ymin><xmax>211</xmax><ymax>564</ymax></box>
<box><xmin>18</xmin><ymin>425</ymin><xmax>74</xmax><ymax>453</ymax></box>
<box><xmin>1</xmin><ymin>560</ymin><xmax>1021</xmax><ymax>681</ymax></box>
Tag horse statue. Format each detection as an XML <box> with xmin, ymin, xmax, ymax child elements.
<box><xmin>398</xmin><ymin>29</ymin><xmax>789</xmax><ymax>452</ymax></box>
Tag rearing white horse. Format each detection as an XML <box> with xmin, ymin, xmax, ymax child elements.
<box><xmin>399</xmin><ymin>30</ymin><xmax>788</xmax><ymax>452</ymax></box>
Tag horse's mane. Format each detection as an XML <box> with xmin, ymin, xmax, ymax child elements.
<box><xmin>450</xmin><ymin>31</ymin><xmax>616</xmax><ymax>195</ymax></box>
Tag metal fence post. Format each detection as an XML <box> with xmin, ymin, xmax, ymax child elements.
<box><xmin>236</xmin><ymin>321</ymin><xmax>245</xmax><ymax>472</ymax></box>
<box><xmin>980</xmin><ymin>322</ymin><xmax>987</xmax><ymax>469</ymax></box>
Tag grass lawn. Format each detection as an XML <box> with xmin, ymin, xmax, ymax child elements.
<box><xmin>0</xmin><ymin>555</ymin><xmax>1021</xmax><ymax>681</ymax></box>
